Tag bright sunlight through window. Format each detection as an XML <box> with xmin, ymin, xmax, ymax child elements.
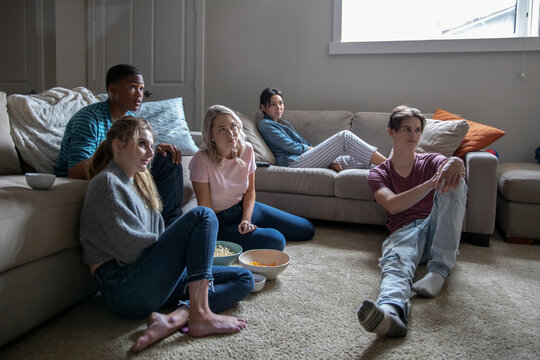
<box><xmin>341</xmin><ymin>0</ymin><xmax>539</xmax><ymax>42</ymax></box>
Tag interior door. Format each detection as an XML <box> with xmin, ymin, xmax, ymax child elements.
<box><xmin>0</xmin><ymin>0</ymin><xmax>56</xmax><ymax>95</ymax></box>
<box><xmin>88</xmin><ymin>0</ymin><xmax>200</xmax><ymax>129</ymax></box>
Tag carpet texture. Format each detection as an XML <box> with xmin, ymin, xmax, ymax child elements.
<box><xmin>1</xmin><ymin>222</ymin><xmax>539</xmax><ymax>359</ymax></box>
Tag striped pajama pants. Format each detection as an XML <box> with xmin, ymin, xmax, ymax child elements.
<box><xmin>289</xmin><ymin>130</ymin><xmax>377</xmax><ymax>169</ymax></box>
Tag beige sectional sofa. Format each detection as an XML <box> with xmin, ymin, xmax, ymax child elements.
<box><xmin>496</xmin><ymin>162</ymin><xmax>540</xmax><ymax>244</ymax></box>
<box><xmin>240</xmin><ymin>110</ymin><xmax>499</xmax><ymax>247</ymax></box>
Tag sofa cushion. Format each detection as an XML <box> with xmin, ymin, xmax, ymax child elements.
<box><xmin>136</xmin><ymin>97</ymin><xmax>199</xmax><ymax>156</ymax></box>
<box><xmin>0</xmin><ymin>91</ymin><xmax>21</xmax><ymax>175</ymax></box>
<box><xmin>433</xmin><ymin>108</ymin><xmax>506</xmax><ymax>158</ymax></box>
<box><xmin>0</xmin><ymin>176</ymin><xmax>89</xmax><ymax>273</ymax></box>
<box><xmin>416</xmin><ymin>119</ymin><xmax>470</xmax><ymax>157</ymax></box>
<box><xmin>351</xmin><ymin>112</ymin><xmax>393</xmax><ymax>157</ymax></box>
<box><xmin>334</xmin><ymin>169</ymin><xmax>374</xmax><ymax>201</ymax></box>
<box><xmin>280</xmin><ymin>110</ymin><xmax>353</xmax><ymax>146</ymax></box>
<box><xmin>181</xmin><ymin>156</ymin><xmax>196</xmax><ymax>205</ymax></box>
<box><xmin>498</xmin><ymin>162</ymin><xmax>540</xmax><ymax>204</ymax></box>
<box><xmin>255</xmin><ymin>166</ymin><xmax>336</xmax><ymax>196</ymax></box>
<box><xmin>237</xmin><ymin>111</ymin><xmax>276</xmax><ymax>164</ymax></box>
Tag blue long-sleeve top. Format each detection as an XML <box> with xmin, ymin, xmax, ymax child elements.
<box><xmin>257</xmin><ymin>114</ymin><xmax>311</xmax><ymax>167</ymax></box>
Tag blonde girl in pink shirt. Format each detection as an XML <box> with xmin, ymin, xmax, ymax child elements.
<box><xmin>190</xmin><ymin>105</ymin><xmax>314</xmax><ymax>251</ymax></box>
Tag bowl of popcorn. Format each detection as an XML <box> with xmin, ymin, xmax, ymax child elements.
<box><xmin>213</xmin><ymin>241</ymin><xmax>243</xmax><ymax>266</ymax></box>
<box><xmin>238</xmin><ymin>249</ymin><xmax>290</xmax><ymax>280</ymax></box>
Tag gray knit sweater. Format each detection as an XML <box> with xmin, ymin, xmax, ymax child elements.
<box><xmin>80</xmin><ymin>161</ymin><xmax>165</xmax><ymax>266</ymax></box>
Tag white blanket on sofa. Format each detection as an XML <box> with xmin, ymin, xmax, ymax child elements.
<box><xmin>7</xmin><ymin>87</ymin><xmax>100</xmax><ymax>173</ymax></box>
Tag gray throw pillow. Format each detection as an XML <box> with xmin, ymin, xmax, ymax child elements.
<box><xmin>416</xmin><ymin>119</ymin><xmax>470</xmax><ymax>157</ymax></box>
<box><xmin>136</xmin><ymin>97</ymin><xmax>198</xmax><ymax>156</ymax></box>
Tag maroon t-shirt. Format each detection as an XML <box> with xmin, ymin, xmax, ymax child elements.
<box><xmin>367</xmin><ymin>153</ymin><xmax>447</xmax><ymax>234</ymax></box>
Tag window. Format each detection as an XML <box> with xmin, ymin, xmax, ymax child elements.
<box><xmin>331</xmin><ymin>0</ymin><xmax>540</xmax><ymax>54</ymax></box>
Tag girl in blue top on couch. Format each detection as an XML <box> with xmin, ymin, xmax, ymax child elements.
<box><xmin>257</xmin><ymin>88</ymin><xmax>387</xmax><ymax>172</ymax></box>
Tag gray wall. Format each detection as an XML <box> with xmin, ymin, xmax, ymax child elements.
<box><xmin>55</xmin><ymin>0</ymin><xmax>86</xmax><ymax>89</ymax></box>
<box><xmin>204</xmin><ymin>0</ymin><xmax>540</xmax><ymax>162</ymax></box>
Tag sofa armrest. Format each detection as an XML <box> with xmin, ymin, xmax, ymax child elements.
<box><xmin>190</xmin><ymin>131</ymin><xmax>202</xmax><ymax>147</ymax></box>
<box><xmin>464</xmin><ymin>151</ymin><xmax>498</xmax><ymax>238</ymax></box>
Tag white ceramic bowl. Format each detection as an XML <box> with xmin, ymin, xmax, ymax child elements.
<box><xmin>238</xmin><ymin>249</ymin><xmax>290</xmax><ymax>280</ymax></box>
<box><xmin>25</xmin><ymin>173</ymin><xmax>56</xmax><ymax>190</ymax></box>
<box><xmin>252</xmin><ymin>273</ymin><xmax>266</xmax><ymax>293</ymax></box>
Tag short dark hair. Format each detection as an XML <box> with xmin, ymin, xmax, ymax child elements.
<box><xmin>260</xmin><ymin>87</ymin><xmax>283</xmax><ymax>107</ymax></box>
<box><xmin>388</xmin><ymin>105</ymin><xmax>426</xmax><ymax>132</ymax></box>
<box><xmin>105</xmin><ymin>64</ymin><xmax>142</xmax><ymax>91</ymax></box>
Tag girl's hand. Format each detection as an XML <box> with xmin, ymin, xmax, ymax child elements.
<box><xmin>238</xmin><ymin>220</ymin><xmax>257</xmax><ymax>234</ymax></box>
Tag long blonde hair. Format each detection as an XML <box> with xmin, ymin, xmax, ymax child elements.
<box><xmin>201</xmin><ymin>105</ymin><xmax>247</xmax><ymax>167</ymax></box>
<box><xmin>88</xmin><ymin>116</ymin><xmax>163</xmax><ymax>211</ymax></box>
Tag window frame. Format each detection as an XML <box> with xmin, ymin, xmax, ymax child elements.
<box><xmin>330</xmin><ymin>0</ymin><xmax>540</xmax><ymax>55</ymax></box>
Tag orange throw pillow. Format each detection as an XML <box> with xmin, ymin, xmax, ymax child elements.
<box><xmin>433</xmin><ymin>108</ymin><xmax>506</xmax><ymax>158</ymax></box>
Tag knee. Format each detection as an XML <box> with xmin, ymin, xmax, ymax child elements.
<box><xmin>260</xmin><ymin>228</ymin><xmax>286</xmax><ymax>250</ymax></box>
<box><xmin>238</xmin><ymin>268</ymin><xmax>255</xmax><ymax>292</ymax></box>
<box><xmin>439</xmin><ymin>179</ymin><xmax>467</xmax><ymax>201</ymax></box>
<box><xmin>379</xmin><ymin>252</ymin><xmax>415</xmax><ymax>280</ymax></box>
<box><xmin>153</xmin><ymin>152</ymin><xmax>183</xmax><ymax>173</ymax></box>
<box><xmin>336</xmin><ymin>130</ymin><xmax>353</xmax><ymax>139</ymax></box>
<box><xmin>295</xmin><ymin>220</ymin><xmax>315</xmax><ymax>241</ymax></box>
<box><xmin>191</xmin><ymin>206</ymin><xmax>218</xmax><ymax>225</ymax></box>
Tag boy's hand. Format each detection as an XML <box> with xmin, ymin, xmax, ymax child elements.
<box><xmin>156</xmin><ymin>143</ymin><xmax>182</xmax><ymax>164</ymax></box>
<box><xmin>433</xmin><ymin>157</ymin><xmax>465</xmax><ymax>193</ymax></box>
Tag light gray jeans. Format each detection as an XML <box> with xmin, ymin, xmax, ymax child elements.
<box><xmin>376</xmin><ymin>179</ymin><xmax>468</xmax><ymax>323</ymax></box>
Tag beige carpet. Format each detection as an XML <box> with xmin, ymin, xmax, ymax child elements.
<box><xmin>1</xmin><ymin>222</ymin><xmax>539</xmax><ymax>360</ymax></box>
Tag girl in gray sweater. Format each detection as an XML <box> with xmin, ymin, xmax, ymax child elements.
<box><xmin>80</xmin><ymin>116</ymin><xmax>253</xmax><ymax>352</ymax></box>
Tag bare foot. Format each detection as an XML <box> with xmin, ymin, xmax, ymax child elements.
<box><xmin>131</xmin><ymin>309</ymin><xmax>189</xmax><ymax>353</ymax></box>
<box><xmin>188</xmin><ymin>313</ymin><xmax>248</xmax><ymax>337</ymax></box>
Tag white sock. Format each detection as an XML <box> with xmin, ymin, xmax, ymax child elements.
<box><xmin>412</xmin><ymin>272</ymin><xmax>445</xmax><ymax>297</ymax></box>
<box><xmin>357</xmin><ymin>300</ymin><xmax>407</xmax><ymax>337</ymax></box>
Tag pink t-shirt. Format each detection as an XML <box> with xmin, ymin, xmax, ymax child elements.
<box><xmin>189</xmin><ymin>143</ymin><xmax>256</xmax><ymax>212</ymax></box>
<box><xmin>367</xmin><ymin>153</ymin><xmax>447</xmax><ymax>234</ymax></box>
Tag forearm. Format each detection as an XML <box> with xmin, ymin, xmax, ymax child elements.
<box><xmin>68</xmin><ymin>159</ymin><xmax>90</xmax><ymax>180</ymax></box>
<box><xmin>241</xmin><ymin>191</ymin><xmax>256</xmax><ymax>222</ymax></box>
<box><xmin>376</xmin><ymin>180</ymin><xmax>435</xmax><ymax>215</ymax></box>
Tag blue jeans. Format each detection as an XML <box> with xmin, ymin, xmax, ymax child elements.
<box><xmin>216</xmin><ymin>201</ymin><xmax>315</xmax><ymax>251</ymax></box>
<box><xmin>92</xmin><ymin>207</ymin><xmax>254</xmax><ymax>319</ymax></box>
<box><xmin>151</xmin><ymin>152</ymin><xmax>184</xmax><ymax>227</ymax></box>
<box><xmin>376</xmin><ymin>180</ymin><xmax>468</xmax><ymax>323</ymax></box>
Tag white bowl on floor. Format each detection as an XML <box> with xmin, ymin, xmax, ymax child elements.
<box><xmin>238</xmin><ymin>249</ymin><xmax>290</xmax><ymax>280</ymax></box>
<box><xmin>252</xmin><ymin>273</ymin><xmax>266</xmax><ymax>293</ymax></box>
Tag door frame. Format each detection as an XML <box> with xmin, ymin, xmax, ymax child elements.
<box><xmin>86</xmin><ymin>0</ymin><xmax>205</xmax><ymax>130</ymax></box>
